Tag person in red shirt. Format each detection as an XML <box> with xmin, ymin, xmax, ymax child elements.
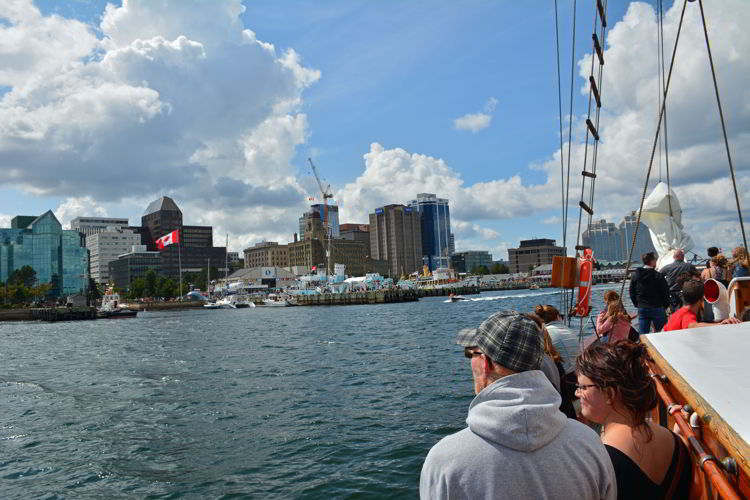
<box><xmin>664</xmin><ymin>280</ymin><xmax>740</xmax><ymax>331</ymax></box>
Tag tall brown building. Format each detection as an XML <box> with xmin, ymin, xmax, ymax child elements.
<box><xmin>369</xmin><ymin>205</ymin><xmax>423</xmax><ymax>278</ymax></box>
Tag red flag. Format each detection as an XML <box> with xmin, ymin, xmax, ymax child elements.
<box><xmin>311</xmin><ymin>265</ymin><xmax>316</xmax><ymax>271</ymax></box>
<box><xmin>156</xmin><ymin>229</ymin><xmax>180</xmax><ymax>250</ymax></box>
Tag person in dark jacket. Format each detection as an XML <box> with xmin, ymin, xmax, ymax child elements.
<box><xmin>629</xmin><ymin>252</ymin><xmax>670</xmax><ymax>334</ymax></box>
<box><xmin>660</xmin><ymin>249</ymin><xmax>698</xmax><ymax>313</ymax></box>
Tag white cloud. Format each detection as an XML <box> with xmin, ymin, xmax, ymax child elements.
<box><xmin>0</xmin><ymin>0</ymin><xmax>320</xmax><ymax>251</ymax></box>
<box><xmin>55</xmin><ymin>196</ymin><xmax>108</xmax><ymax>228</ymax></box>
<box><xmin>453</xmin><ymin>97</ymin><xmax>498</xmax><ymax>133</ymax></box>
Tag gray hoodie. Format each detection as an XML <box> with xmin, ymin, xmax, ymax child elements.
<box><xmin>420</xmin><ymin>371</ymin><xmax>616</xmax><ymax>500</ymax></box>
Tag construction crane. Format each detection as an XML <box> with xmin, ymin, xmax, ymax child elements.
<box><xmin>308</xmin><ymin>157</ymin><xmax>334</xmax><ymax>276</ymax></box>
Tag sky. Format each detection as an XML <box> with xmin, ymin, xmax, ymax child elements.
<box><xmin>0</xmin><ymin>0</ymin><xmax>748</xmax><ymax>260</ymax></box>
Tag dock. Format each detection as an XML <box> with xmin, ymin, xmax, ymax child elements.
<box><xmin>294</xmin><ymin>286</ymin><xmax>479</xmax><ymax>306</ymax></box>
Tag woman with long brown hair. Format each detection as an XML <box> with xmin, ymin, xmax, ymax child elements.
<box><xmin>576</xmin><ymin>341</ymin><xmax>692</xmax><ymax>499</ymax></box>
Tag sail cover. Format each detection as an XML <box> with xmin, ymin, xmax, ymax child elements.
<box><xmin>639</xmin><ymin>182</ymin><xmax>694</xmax><ymax>270</ymax></box>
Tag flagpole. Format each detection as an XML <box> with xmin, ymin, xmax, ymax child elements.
<box><xmin>178</xmin><ymin>238</ymin><xmax>182</xmax><ymax>299</ymax></box>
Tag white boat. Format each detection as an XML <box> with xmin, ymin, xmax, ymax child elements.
<box><xmin>203</xmin><ymin>301</ymin><xmax>221</xmax><ymax>309</ymax></box>
<box><xmin>215</xmin><ymin>297</ymin><xmax>237</xmax><ymax>309</ymax></box>
<box><xmin>99</xmin><ymin>290</ymin><xmax>138</xmax><ymax>318</ymax></box>
<box><xmin>262</xmin><ymin>294</ymin><xmax>290</xmax><ymax>307</ymax></box>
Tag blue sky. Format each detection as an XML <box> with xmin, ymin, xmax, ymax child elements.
<box><xmin>2</xmin><ymin>0</ymin><xmax>748</xmax><ymax>258</ymax></box>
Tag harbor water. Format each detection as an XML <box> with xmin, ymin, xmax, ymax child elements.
<box><xmin>1</xmin><ymin>286</ymin><xmax>631</xmax><ymax>499</ymax></box>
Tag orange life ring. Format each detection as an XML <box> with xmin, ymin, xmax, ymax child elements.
<box><xmin>575</xmin><ymin>249</ymin><xmax>595</xmax><ymax>317</ymax></box>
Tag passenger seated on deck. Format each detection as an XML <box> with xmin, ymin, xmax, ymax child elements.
<box><xmin>420</xmin><ymin>311</ymin><xmax>616</xmax><ymax>500</ymax></box>
<box><xmin>663</xmin><ymin>280</ymin><xmax>740</xmax><ymax>331</ymax></box>
<box><xmin>576</xmin><ymin>341</ymin><xmax>693</xmax><ymax>500</ymax></box>
<box><xmin>596</xmin><ymin>291</ymin><xmax>636</xmax><ymax>343</ymax></box>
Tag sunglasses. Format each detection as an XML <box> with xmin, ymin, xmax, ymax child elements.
<box><xmin>464</xmin><ymin>348</ymin><xmax>483</xmax><ymax>359</ymax></box>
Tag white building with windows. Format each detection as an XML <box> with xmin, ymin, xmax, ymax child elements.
<box><xmin>70</xmin><ymin>217</ymin><xmax>130</xmax><ymax>238</ymax></box>
<box><xmin>87</xmin><ymin>228</ymin><xmax>142</xmax><ymax>284</ymax></box>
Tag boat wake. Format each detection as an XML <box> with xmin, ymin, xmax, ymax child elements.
<box><xmin>443</xmin><ymin>290</ymin><xmax>562</xmax><ymax>303</ymax></box>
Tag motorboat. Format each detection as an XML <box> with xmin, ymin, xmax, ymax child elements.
<box><xmin>99</xmin><ymin>290</ymin><xmax>138</xmax><ymax>318</ymax></box>
<box><xmin>215</xmin><ymin>297</ymin><xmax>237</xmax><ymax>309</ymax></box>
<box><xmin>262</xmin><ymin>294</ymin><xmax>290</xmax><ymax>307</ymax></box>
<box><xmin>449</xmin><ymin>294</ymin><xmax>469</xmax><ymax>302</ymax></box>
<box><xmin>203</xmin><ymin>301</ymin><xmax>221</xmax><ymax>309</ymax></box>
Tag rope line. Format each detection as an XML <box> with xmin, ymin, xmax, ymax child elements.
<box><xmin>563</xmin><ymin>0</ymin><xmax>577</xmax><ymax>254</ymax></box>
<box><xmin>697</xmin><ymin>0</ymin><xmax>749</xmax><ymax>257</ymax></box>
<box><xmin>554</xmin><ymin>0</ymin><xmax>567</xmax><ymax>313</ymax></box>
<box><xmin>659</xmin><ymin>0</ymin><xmax>673</xmax><ymax>217</ymax></box>
<box><xmin>619</xmin><ymin>0</ymin><xmax>688</xmax><ymax>302</ymax></box>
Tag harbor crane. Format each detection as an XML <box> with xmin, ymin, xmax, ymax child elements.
<box><xmin>307</xmin><ymin>157</ymin><xmax>334</xmax><ymax>276</ymax></box>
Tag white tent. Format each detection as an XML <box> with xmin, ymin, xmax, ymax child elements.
<box><xmin>639</xmin><ymin>182</ymin><xmax>694</xmax><ymax>270</ymax></box>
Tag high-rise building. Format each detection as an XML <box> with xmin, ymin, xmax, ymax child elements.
<box><xmin>619</xmin><ymin>211</ymin><xmax>657</xmax><ymax>262</ymax></box>
<box><xmin>70</xmin><ymin>217</ymin><xmax>129</xmax><ymax>238</ymax></box>
<box><xmin>87</xmin><ymin>227</ymin><xmax>141</xmax><ymax>284</ymax></box>
<box><xmin>287</xmin><ymin>237</ymin><xmax>370</xmax><ymax>276</ymax></box>
<box><xmin>408</xmin><ymin>193</ymin><xmax>453</xmax><ymax>270</ymax></box>
<box><xmin>508</xmin><ymin>238</ymin><xmax>566</xmax><ymax>274</ymax></box>
<box><xmin>1</xmin><ymin>211</ymin><xmax>89</xmax><ymax>297</ymax></box>
<box><xmin>450</xmin><ymin>251</ymin><xmax>494</xmax><ymax>273</ymax></box>
<box><xmin>141</xmin><ymin>196</ymin><xmax>183</xmax><ymax>250</ymax></box>
<box><xmin>369</xmin><ymin>204</ymin><xmax>423</xmax><ymax>277</ymax></box>
<box><xmin>582</xmin><ymin>220</ymin><xmax>622</xmax><ymax>261</ymax></box>
<box><xmin>299</xmin><ymin>204</ymin><xmax>339</xmax><ymax>241</ymax></box>
<box><xmin>243</xmin><ymin>242</ymin><xmax>289</xmax><ymax>269</ymax></box>
<box><xmin>140</xmin><ymin>196</ymin><xmax>226</xmax><ymax>281</ymax></box>
<box><xmin>582</xmin><ymin>212</ymin><xmax>656</xmax><ymax>262</ymax></box>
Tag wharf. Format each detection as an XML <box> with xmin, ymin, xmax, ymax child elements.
<box><xmin>30</xmin><ymin>307</ymin><xmax>97</xmax><ymax>322</ymax></box>
<box><xmin>295</xmin><ymin>286</ymin><xmax>480</xmax><ymax>306</ymax></box>
<box><xmin>126</xmin><ymin>301</ymin><xmax>205</xmax><ymax>312</ymax></box>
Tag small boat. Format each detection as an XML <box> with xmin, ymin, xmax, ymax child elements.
<box><xmin>203</xmin><ymin>301</ymin><xmax>221</xmax><ymax>309</ymax></box>
<box><xmin>99</xmin><ymin>290</ymin><xmax>138</xmax><ymax>319</ymax></box>
<box><xmin>449</xmin><ymin>294</ymin><xmax>469</xmax><ymax>302</ymax></box>
<box><xmin>529</xmin><ymin>284</ymin><xmax>540</xmax><ymax>290</ymax></box>
<box><xmin>262</xmin><ymin>294</ymin><xmax>289</xmax><ymax>307</ymax></box>
<box><xmin>215</xmin><ymin>297</ymin><xmax>237</xmax><ymax>309</ymax></box>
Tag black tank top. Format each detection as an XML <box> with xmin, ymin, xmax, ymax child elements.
<box><xmin>605</xmin><ymin>432</ymin><xmax>692</xmax><ymax>499</ymax></box>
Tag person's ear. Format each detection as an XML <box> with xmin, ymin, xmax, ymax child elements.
<box><xmin>483</xmin><ymin>356</ymin><xmax>493</xmax><ymax>375</ymax></box>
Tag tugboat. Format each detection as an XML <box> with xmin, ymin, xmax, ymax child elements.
<box><xmin>99</xmin><ymin>289</ymin><xmax>138</xmax><ymax>319</ymax></box>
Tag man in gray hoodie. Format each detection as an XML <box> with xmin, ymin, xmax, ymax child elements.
<box><xmin>420</xmin><ymin>311</ymin><xmax>616</xmax><ymax>500</ymax></box>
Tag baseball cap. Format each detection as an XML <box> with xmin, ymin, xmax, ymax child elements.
<box><xmin>456</xmin><ymin>310</ymin><xmax>543</xmax><ymax>372</ymax></box>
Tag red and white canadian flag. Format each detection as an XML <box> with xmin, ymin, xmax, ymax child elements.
<box><xmin>156</xmin><ymin>229</ymin><xmax>180</xmax><ymax>250</ymax></box>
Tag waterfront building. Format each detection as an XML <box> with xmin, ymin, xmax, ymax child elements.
<box><xmin>299</xmin><ymin>204</ymin><xmax>339</xmax><ymax>241</ymax></box>
<box><xmin>224</xmin><ymin>266</ymin><xmax>298</xmax><ymax>290</ymax></box>
<box><xmin>244</xmin><ymin>242</ymin><xmax>289</xmax><ymax>269</ymax></box>
<box><xmin>407</xmin><ymin>193</ymin><xmax>454</xmax><ymax>271</ymax></box>
<box><xmin>87</xmin><ymin>228</ymin><xmax>141</xmax><ymax>284</ymax></box>
<box><xmin>227</xmin><ymin>252</ymin><xmax>242</xmax><ymax>268</ymax></box>
<box><xmin>287</xmin><ymin>237</ymin><xmax>370</xmax><ymax>276</ymax></box>
<box><xmin>108</xmin><ymin>245</ymin><xmax>161</xmax><ymax>290</ymax></box>
<box><xmin>369</xmin><ymin>204</ymin><xmax>423</xmax><ymax>278</ymax></box>
<box><xmin>140</xmin><ymin>196</ymin><xmax>226</xmax><ymax>281</ymax></box>
<box><xmin>582</xmin><ymin>212</ymin><xmax>655</xmax><ymax>261</ymax></box>
<box><xmin>508</xmin><ymin>238</ymin><xmax>566</xmax><ymax>274</ymax></box>
<box><xmin>339</xmin><ymin>223</ymin><xmax>370</xmax><ymax>246</ymax></box>
<box><xmin>0</xmin><ymin>211</ymin><xmax>89</xmax><ymax>297</ymax></box>
<box><xmin>70</xmin><ymin>217</ymin><xmax>129</xmax><ymax>239</ymax></box>
<box><xmin>450</xmin><ymin>250</ymin><xmax>493</xmax><ymax>273</ymax></box>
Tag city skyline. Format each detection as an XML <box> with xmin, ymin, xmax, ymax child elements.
<box><xmin>0</xmin><ymin>1</ymin><xmax>748</xmax><ymax>261</ymax></box>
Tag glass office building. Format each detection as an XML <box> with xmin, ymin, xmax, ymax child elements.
<box><xmin>582</xmin><ymin>212</ymin><xmax>656</xmax><ymax>262</ymax></box>
<box><xmin>0</xmin><ymin>211</ymin><xmax>89</xmax><ymax>297</ymax></box>
<box><xmin>408</xmin><ymin>193</ymin><xmax>454</xmax><ymax>271</ymax></box>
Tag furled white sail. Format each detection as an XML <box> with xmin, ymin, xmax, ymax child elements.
<box><xmin>639</xmin><ymin>182</ymin><xmax>694</xmax><ymax>270</ymax></box>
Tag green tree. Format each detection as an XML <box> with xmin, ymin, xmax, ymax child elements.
<box><xmin>156</xmin><ymin>276</ymin><xmax>177</xmax><ymax>298</ymax></box>
<box><xmin>491</xmin><ymin>262</ymin><xmax>509</xmax><ymax>274</ymax></box>
<box><xmin>129</xmin><ymin>277</ymin><xmax>146</xmax><ymax>299</ymax></box>
<box><xmin>87</xmin><ymin>278</ymin><xmax>102</xmax><ymax>302</ymax></box>
<box><xmin>9</xmin><ymin>266</ymin><xmax>37</xmax><ymax>288</ymax></box>
<box><xmin>471</xmin><ymin>265</ymin><xmax>490</xmax><ymax>275</ymax></box>
<box><xmin>144</xmin><ymin>269</ymin><xmax>158</xmax><ymax>298</ymax></box>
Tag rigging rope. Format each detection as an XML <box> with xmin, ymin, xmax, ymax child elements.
<box><xmin>554</xmin><ymin>0</ymin><xmax>567</xmax><ymax>313</ymax></box>
<box><xmin>697</xmin><ymin>0</ymin><xmax>749</xmax><ymax>257</ymax></box>
<box><xmin>619</xmin><ymin>0</ymin><xmax>689</xmax><ymax>302</ymax></box>
<box><xmin>659</xmin><ymin>0</ymin><xmax>673</xmax><ymax>217</ymax></box>
<box><xmin>563</xmin><ymin>0</ymin><xmax>577</xmax><ymax>252</ymax></box>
